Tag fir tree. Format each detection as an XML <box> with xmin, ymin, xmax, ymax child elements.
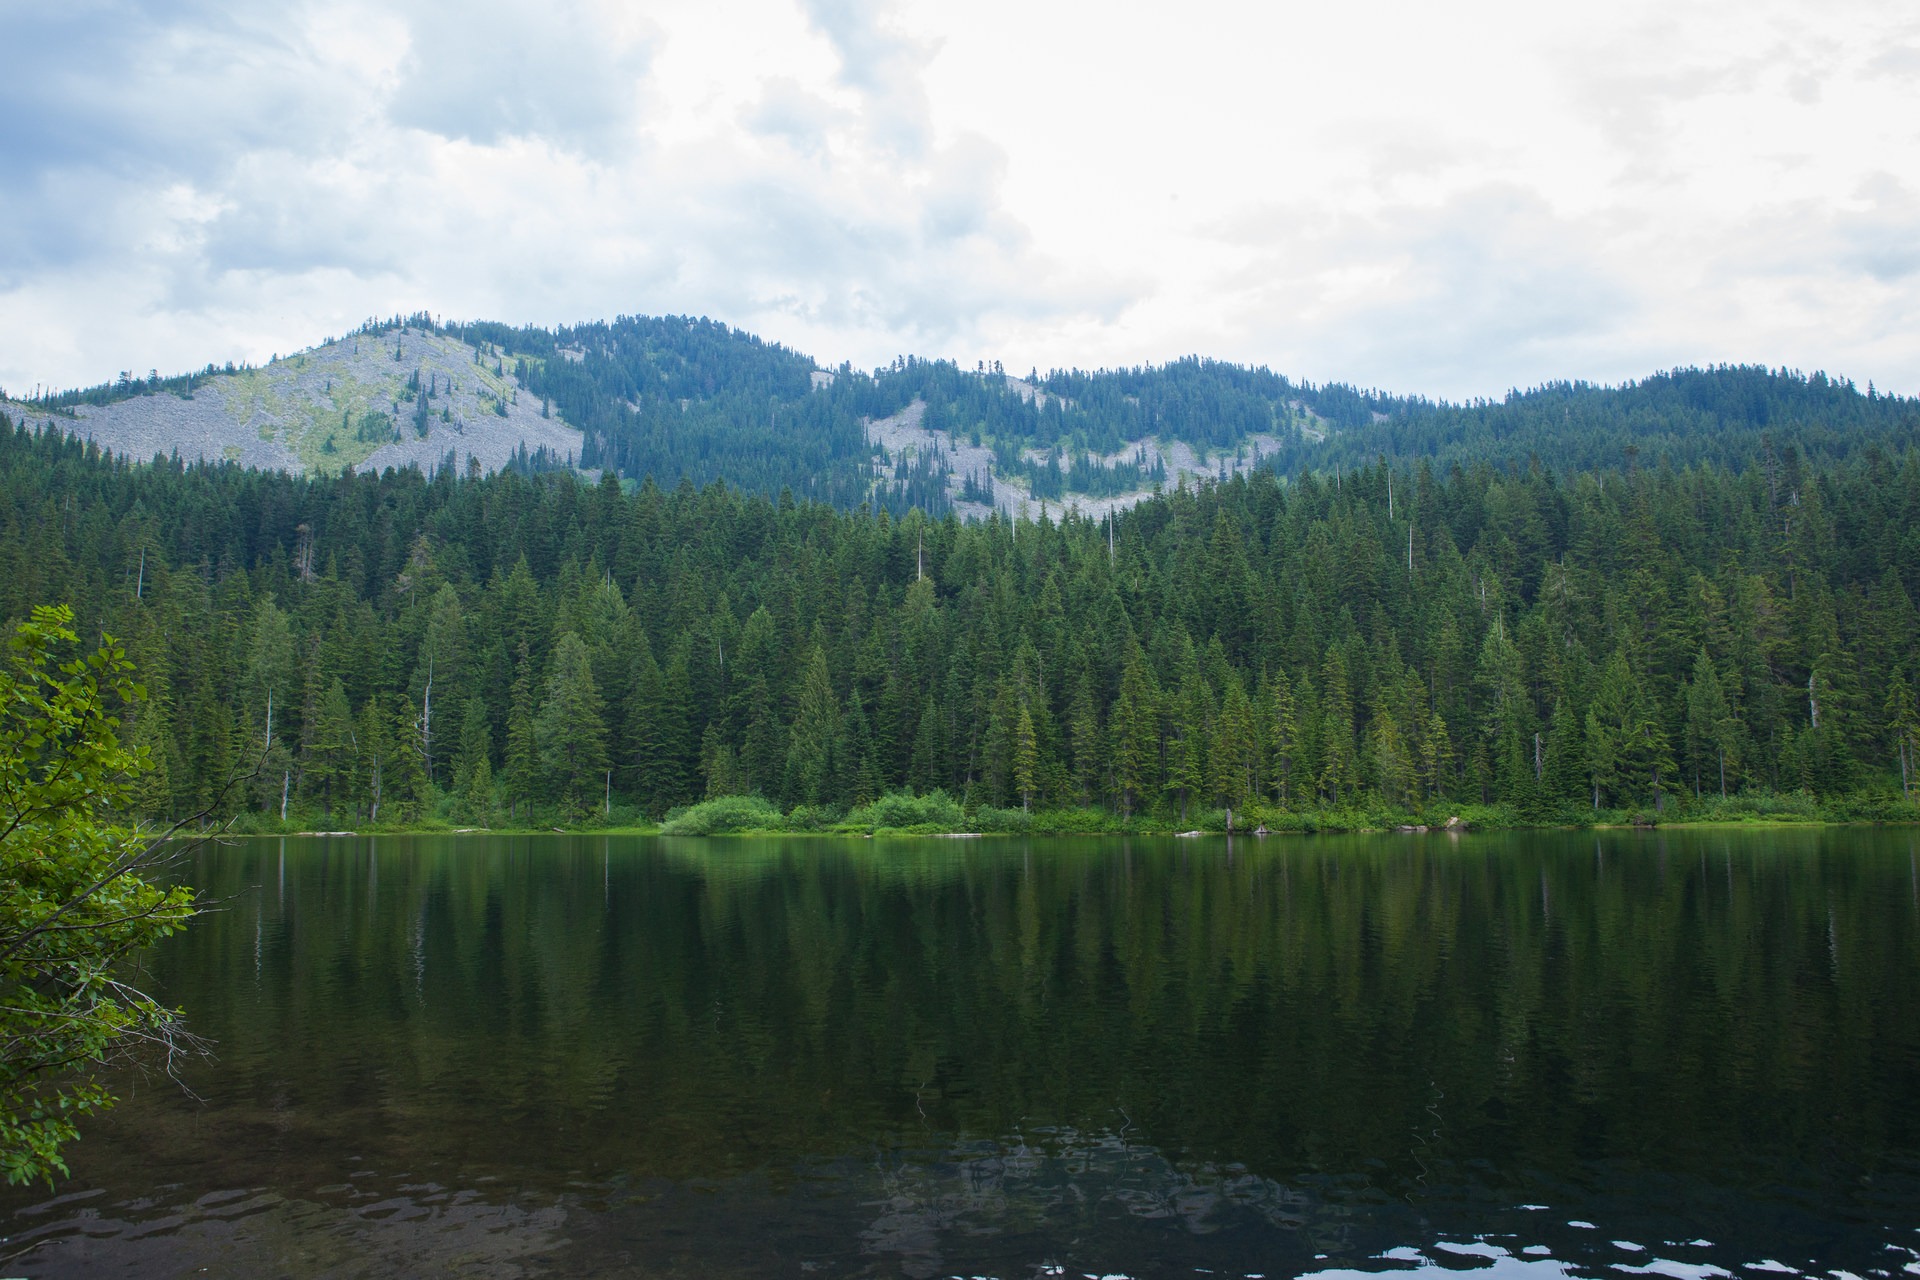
<box><xmin>1318</xmin><ymin>648</ymin><xmax>1357</xmax><ymax>805</ymax></box>
<box><xmin>1268</xmin><ymin>670</ymin><xmax>1299</xmax><ymax>808</ymax></box>
<box><xmin>503</xmin><ymin>648</ymin><xmax>539</xmax><ymax>821</ymax></box>
<box><xmin>1209</xmin><ymin>678</ymin><xmax>1257</xmax><ymax>810</ymax></box>
<box><xmin>1684</xmin><ymin>649</ymin><xmax>1737</xmax><ymax>799</ymax></box>
<box><xmin>304</xmin><ymin>679</ymin><xmax>355</xmax><ymax>818</ymax></box>
<box><xmin>537</xmin><ymin>632</ymin><xmax>609</xmax><ymax>814</ymax></box>
<box><xmin>1013</xmin><ymin>702</ymin><xmax>1038</xmax><ymax>811</ymax></box>
<box><xmin>1883</xmin><ymin>671</ymin><xmax>1918</xmax><ymax>803</ymax></box>
<box><xmin>785</xmin><ymin>645</ymin><xmax>839</xmax><ymax>807</ymax></box>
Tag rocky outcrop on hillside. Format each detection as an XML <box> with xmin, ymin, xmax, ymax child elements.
<box><xmin>7</xmin><ymin>327</ymin><xmax>582</xmax><ymax>476</ymax></box>
<box><xmin>866</xmin><ymin>398</ymin><xmax>1287</xmax><ymax>521</ymax></box>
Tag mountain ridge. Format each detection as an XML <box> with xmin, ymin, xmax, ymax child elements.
<box><xmin>9</xmin><ymin>313</ymin><xmax>1916</xmax><ymax>519</ymax></box>
<box><xmin>5</xmin><ymin>324</ymin><xmax>582</xmax><ymax>478</ymax></box>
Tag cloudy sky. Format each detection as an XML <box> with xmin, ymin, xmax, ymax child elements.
<box><xmin>3</xmin><ymin>0</ymin><xmax>1917</xmax><ymax>400</ymax></box>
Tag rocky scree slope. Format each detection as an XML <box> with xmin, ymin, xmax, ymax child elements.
<box><xmin>7</xmin><ymin>327</ymin><xmax>582</xmax><ymax>475</ymax></box>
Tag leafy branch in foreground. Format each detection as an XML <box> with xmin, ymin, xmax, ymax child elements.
<box><xmin>0</xmin><ymin>605</ymin><xmax>204</xmax><ymax>1185</ymax></box>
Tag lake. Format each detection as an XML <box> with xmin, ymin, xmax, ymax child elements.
<box><xmin>2</xmin><ymin>830</ymin><xmax>1916</xmax><ymax>1278</ymax></box>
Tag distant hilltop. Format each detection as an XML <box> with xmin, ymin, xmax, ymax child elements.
<box><xmin>7</xmin><ymin>312</ymin><xmax>1915</xmax><ymax>519</ymax></box>
<box><xmin>3</xmin><ymin>322</ymin><xmax>581</xmax><ymax>478</ymax></box>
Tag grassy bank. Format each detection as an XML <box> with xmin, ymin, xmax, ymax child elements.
<box><xmin>212</xmin><ymin>787</ymin><xmax>1920</xmax><ymax>839</ymax></box>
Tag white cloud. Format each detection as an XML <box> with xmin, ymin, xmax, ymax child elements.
<box><xmin>1200</xmin><ymin>186</ymin><xmax>1640</xmax><ymax>394</ymax></box>
<box><xmin>0</xmin><ymin>0</ymin><xmax>1916</xmax><ymax>401</ymax></box>
<box><xmin>383</xmin><ymin>0</ymin><xmax>653</xmax><ymax>152</ymax></box>
<box><xmin>796</xmin><ymin>0</ymin><xmax>936</xmax><ymax>158</ymax></box>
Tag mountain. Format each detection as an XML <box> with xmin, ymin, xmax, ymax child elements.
<box><xmin>1265</xmin><ymin>366</ymin><xmax>1920</xmax><ymax>477</ymax></box>
<box><xmin>14</xmin><ymin>313</ymin><xmax>1919</xmax><ymax>518</ymax></box>
<box><xmin>7</xmin><ymin>323</ymin><xmax>582</xmax><ymax>478</ymax></box>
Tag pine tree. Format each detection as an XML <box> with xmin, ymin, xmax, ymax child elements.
<box><xmin>700</xmin><ymin>723</ymin><xmax>746</xmax><ymax>798</ymax></box>
<box><xmin>387</xmin><ymin>695</ymin><xmax>430</xmax><ymax>821</ymax></box>
<box><xmin>1475</xmin><ymin>622</ymin><xmax>1532</xmax><ymax>806</ymax></box>
<box><xmin>1110</xmin><ymin>647</ymin><xmax>1158</xmax><ymax>818</ymax></box>
<box><xmin>1067</xmin><ymin>674</ymin><xmax>1101</xmax><ymax>806</ymax></box>
<box><xmin>1268</xmin><ymin>670</ymin><xmax>1299</xmax><ymax>808</ymax></box>
<box><xmin>356</xmin><ymin>697</ymin><xmax>391</xmax><ymax>824</ymax></box>
<box><xmin>1420</xmin><ymin>706</ymin><xmax>1452</xmax><ymax>801</ymax></box>
<box><xmin>627</xmin><ymin>640</ymin><xmax>667</xmax><ymax>812</ymax></box>
<box><xmin>452</xmin><ymin>695</ymin><xmax>493</xmax><ymax>824</ymax></box>
<box><xmin>460</xmin><ymin>755</ymin><xmax>494</xmax><ymax>827</ymax></box>
<box><xmin>658</xmin><ymin>638</ymin><xmax>696</xmax><ymax>806</ymax></box>
<box><xmin>1013</xmin><ymin>702</ymin><xmax>1038</xmax><ymax>811</ymax></box>
<box><xmin>1684</xmin><ymin>649</ymin><xmax>1736</xmax><ymax>799</ymax></box>
<box><xmin>1540</xmin><ymin>697</ymin><xmax>1583</xmax><ymax>808</ymax></box>
<box><xmin>303</xmin><ymin>679</ymin><xmax>355</xmax><ymax>819</ymax></box>
<box><xmin>909</xmin><ymin>695</ymin><xmax>945</xmax><ymax>794</ymax></box>
<box><xmin>980</xmin><ymin>681</ymin><xmax>1015</xmax><ymax>808</ymax></box>
<box><xmin>1164</xmin><ymin>657</ymin><xmax>1210</xmax><ymax>822</ymax></box>
<box><xmin>503</xmin><ymin>648</ymin><xmax>539</xmax><ymax>821</ymax></box>
<box><xmin>733</xmin><ymin>609</ymin><xmax>784</xmax><ymax>791</ymax></box>
<box><xmin>842</xmin><ymin>689</ymin><xmax>883</xmax><ymax>806</ymax></box>
<box><xmin>784</xmin><ymin>644</ymin><xmax>839</xmax><ymax>807</ymax></box>
<box><xmin>1165</xmin><ymin>717</ymin><xmax>1204</xmax><ymax>822</ymax></box>
<box><xmin>1802</xmin><ymin>654</ymin><xmax>1856</xmax><ymax>796</ymax></box>
<box><xmin>127</xmin><ymin>699</ymin><xmax>176</xmax><ymax>819</ymax></box>
<box><xmin>1317</xmin><ymin>648</ymin><xmax>1357</xmax><ymax>805</ymax></box>
<box><xmin>1586</xmin><ymin>648</ymin><xmax>1673</xmax><ymax>810</ymax></box>
<box><xmin>1209</xmin><ymin>678</ymin><xmax>1256</xmax><ymax>810</ymax></box>
<box><xmin>1370</xmin><ymin>704</ymin><xmax>1413</xmax><ymax>806</ymax></box>
<box><xmin>536</xmin><ymin>632</ymin><xmax>609</xmax><ymax>815</ymax></box>
<box><xmin>414</xmin><ymin>584</ymin><xmax>466</xmax><ymax>788</ymax></box>
<box><xmin>241</xmin><ymin>597</ymin><xmax>295</xmax><ymax>751</ymax></box>
<box><xmin>1884</xmin><ymin>671</ymin><xmax>1918</xmax><ymax>803</ymax></box>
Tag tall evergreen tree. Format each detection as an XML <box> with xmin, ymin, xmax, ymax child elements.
<box><xmin>1012</xmin><ymin>703</ymin><xmax>1038</xmax><ymax>812</ymax></box>
<box><xmin>1268</xmin><ymin>670</ymin><xmax>1299</xmax><ymax>808</ymax></box>
<box><xmin>503</xmin><ymin>648</ymin><xmax>540</xmax><ymax>821</ymax></box>
<box><xmin>1318</xmin><ymin>649</ymin><xmax>1358</xmax><ymax>805</ymax></box>
<box><xmin>1884</xmin><ymin>672</ymin><xmax>1918</xmax><ymax>803</ymax></box>
<box><xmin>785</xmin><ymin>645</ymin><xmax>839</xmax><ymax>807</ymax></box>
<box><xmin>1684</xmin><ymin>649</ymin><xmax>1737</xmax><ymax>799</ymax></box>
<box><xmin>537</xmin><ymin>632</ymin><xmax>610</xmax><ymax>814</ymax></box>
<box><xmin>1586</xmin><ymin>648</ymin><xmax>1674</xmax><ymax>810</ymax></box>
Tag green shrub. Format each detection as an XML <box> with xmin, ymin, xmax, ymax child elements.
<box><xmin>843</xmin><ymin>789</ymin><xmax>966</xmax><ymax>832</ymax></box>
<box><xmin>659</xmin><ymin>795</ymin><xmax>786</xmax><ymax>835</ymax></box>
<box><xmin>572</xmin><ymin>802</ymin><xmax>646</xmax><ymax>829</ymax></box>
<box><xmin>1028</xmin><ymin>807</ymin><xmax>1123</xmax><ymax>834</ymax></box>
<box><xmin>1681</xmin><ymin>788</ymin><xmax>1824</xmax><ymax>821</ymax></box>
<box><xmin>784</xmin><ymin>804</ymin><xmax>840</xmax><ymax>832</ymax></box>
<box><xmin>1420</xmin><ymin>802</ymin><xmax>1521</xmax><ymax>831</ymax></box>
<box><xmin>970</xmin><ymin>805</ymin><xmax>1032</xmax><ymax>833</ymax></box>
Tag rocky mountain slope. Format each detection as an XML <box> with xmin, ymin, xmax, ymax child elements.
<box><xmin>5</xmin><ymin>325</ymin><xmax>581</xmax><ymax>475</ymax></box>
<box><xmin>865</xmin><ymin>397</ymin><xmax>1291</xmax><ymax>521</ymax></box>
<box><xmin>10</xmin><ymin>314</ymin><xmax>1913</xmax><ymax>516</ymax></box>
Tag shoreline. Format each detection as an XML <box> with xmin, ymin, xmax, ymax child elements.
<box><xmin>229</xmin><ymin>814</ymin><xmax>1918</xmax><ymax>839</ymax></box>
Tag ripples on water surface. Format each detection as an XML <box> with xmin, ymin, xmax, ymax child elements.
<box><xmin>1</xmin><ymin>830</ymin><xmax>1916</xmax><ymax>1278</ymax></box>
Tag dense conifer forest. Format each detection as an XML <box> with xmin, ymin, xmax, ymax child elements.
<box><xmin>3</xmin><ymin>411</ymin><xmax>1915</xmax><ymax>831</ymax></box>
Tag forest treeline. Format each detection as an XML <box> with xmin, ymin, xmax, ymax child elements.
<box><xmin>2</xmin><ymin>413</ymin><xmax>1916</xmax><ymax>829</ymax></box>
<box><xmin>26</xmin><ymin>314</ymin><xmax>1918</xmax><ymax>520</ymax></box>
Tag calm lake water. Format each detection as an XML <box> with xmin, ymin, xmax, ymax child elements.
<box><xmin>2</xmin><ymin>830</ymin><xmax>1917</xmax><ymax>1279</ymax></box>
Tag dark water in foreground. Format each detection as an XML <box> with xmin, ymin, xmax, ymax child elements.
<box><xmin>3</xmin><ymin>830</ymin><xmax>1918</xmax><ymax>1279</ymax></box>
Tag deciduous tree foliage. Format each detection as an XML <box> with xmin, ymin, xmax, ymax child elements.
<box><xmin>0</xmin><ymin>607</ymin><xmax>198</xmax><ymax>1183</ymax></box>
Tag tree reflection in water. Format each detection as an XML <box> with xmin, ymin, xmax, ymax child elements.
<box><xmin>2</xmin><ymin>830</ymin><xmax>1915</xmax><ymax>1278</ymax></box>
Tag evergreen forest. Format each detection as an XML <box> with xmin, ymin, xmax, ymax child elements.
<box><xmin>26</xmin><ymin>314</ymin><xmax>1920</xmax><ymax>520</ymax></box>
<box><xmin>3</xmin><ymin>410</ymin><xmax>1916</xmax><ymax>832</ymax></box>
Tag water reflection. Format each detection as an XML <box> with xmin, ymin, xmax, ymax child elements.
<box><xmin>2</xmin><ymin>830</ymin><xmax>1916</xmax><ymax>1278</ymax></box>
